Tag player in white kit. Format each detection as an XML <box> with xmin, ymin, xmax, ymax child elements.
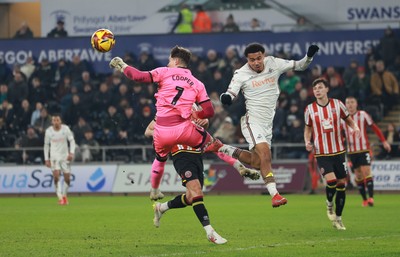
<box><xmin>207</xmin><ymin>42</ymin><xmax>319</xmax><ymax>207</ymax></box>
<box><xmin>44</xmin><ymin>114</ymin><xmax>76</xmax><ymax>205</ymax></box>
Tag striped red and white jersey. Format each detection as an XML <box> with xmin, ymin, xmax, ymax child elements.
<box><xmin>304</xmin><ymin>99</ymin><xmax>349</xmax><ymax>156</ymax></box>
<box><xmin>170</xmin><ymin>144</ymin><xmax>201</xmax><ymax>156</ymax></box>
<box><xmin>341</xmin><ymin>110</ymin><xmax>373</xmax><ymax>153</ymax></box>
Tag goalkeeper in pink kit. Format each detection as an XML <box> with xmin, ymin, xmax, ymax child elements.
<box><xmin>110</xmin><ymin>46</ymin><xmax>216</xmax><ymax>160</ymax></box>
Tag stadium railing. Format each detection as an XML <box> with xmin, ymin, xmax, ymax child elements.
<box><xmin>271</xmin><ymin>20</ymin><xmax>400</xmax><ymax>32</ymax></box>
<box><xmin>0</xmin><ymin>142</ymin><xmax>397</xmax><ymax>164</ymax></box>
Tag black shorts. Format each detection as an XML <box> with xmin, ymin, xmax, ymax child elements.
<box><xmin>316</xmin><ymin>152</ymin><xmax>347</xmax><ymax>179</ymax></box>
<box><xmin>171</xmin><ymin>152</ymin><xmax>204</xmax><ymax>187</ymax></box>
<box><xmin>348</xmin><ymin>151</ymin><xmax>371</xmax><ymax>169</ymax></box>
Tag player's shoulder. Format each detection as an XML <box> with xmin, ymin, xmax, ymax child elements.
<box><xmin>358</xmin><ymin>110</ymin><xmax>371</xmax><ymax>118</ymax></box>
<box><xmin>265</xmin><ymin>55</ymin><xmax>288</xmax><ymax>64</ymax></box>
<box><xmin>61</xmin><ymin>124</ymin><xmax>71</xmax><ymax>131</ymax></box>
<box><xmin>331</xmin><ymin>98</ymin><xmax>345</xmax><ymax>106</ymax></box>
<box><xmin>233</xmin><ymin>63</ymin><xmax>252</xmax><ymax>77</ymax></box>
<box><xmin>45</xmin><ymin>126</ymin><xmax>53</xmax><ymax>132</ymax></box>
<box><xmin>305</xmin><ymin>102</ymin><xmax>315</xmax><ymax>109</ymax></box>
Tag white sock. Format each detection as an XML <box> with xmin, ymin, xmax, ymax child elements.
<box><xmin>160</xmin><ymin>202</ymin><xmax>169</xmax><ymax>213</ymax></box>
<box><xmin>232</xmin><ymin>160</ymin><xmax>242</xmax><ymax>172</ymax></box>
<box><xmin>203</xmin><ymin>224</ymin><xmax>213</xmax><ymax>234</ymax></box>
<box><xmin>326</xmin><ymin>200</ymin><xmax>333</xmax><ymax>206</ymax></box>
<box><xmin>218</xmin><ymin>145</ymin><xmax>237</xmax><ymax>156</ymax></box>
<box><xmin>62</xmin><ymin>181</ymin><xmax>69</xmax><ymax>197</ymax></box>
<box><xmin>56</xmin><ymin>181</ymin><xmax>62</xmax><ymax>199</ymax></box>
<box><xmin>336</xmin><ymin>216</ymin><xmax>342</xmax><ymax>221</ymax></box>
<box><xmin>266</xmin><ymin>182</ymin><xmax>278</xmax><ymax>197</ymax></box>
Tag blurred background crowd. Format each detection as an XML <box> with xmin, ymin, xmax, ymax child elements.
<box><xmin>0</xmin><ymin>2</ymin><xmax>400</xmax><ymax>164</ymax></box>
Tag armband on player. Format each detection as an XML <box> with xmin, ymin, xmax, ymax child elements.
<box><xmin>220</xmin><ymin>93</ymin><xmax>232</xmax><ymax>106</ymax></box>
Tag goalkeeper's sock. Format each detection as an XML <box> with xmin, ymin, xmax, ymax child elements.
<box><xmin>214</xmin><ymin>151</ymin><xmax>236</xmax><ymax>166</ymax></box>
<box><xmin>192</xmin><ymin>196</ymin><xmax>210</xmax><ymax>227</ymax></box>
<box><xmin>218</xmin><ymin>145</ymin><xmax>243</xmax><ymax>159</ymax></box>
<box><xmin>151</xmin><ymin>159</ymin><xmax>166</xmax><ymax>189</ymax></box>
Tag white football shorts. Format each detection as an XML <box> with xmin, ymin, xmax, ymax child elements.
<box><xmin>240</xmin><ymin>115</ymin><xmax>272</xmax><ymax>150</ymax></box>
<box><xmin>50</xmin><ymin>160</ymin><xmax>71</xmax><ymax>173</ymax></box>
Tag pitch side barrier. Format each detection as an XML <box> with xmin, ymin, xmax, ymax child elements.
<box><xmin>1</xmin><ymin>160</ymin><xmax>399</xmax><ymax>195</ymax></box>
<box><xmin>1</xmin><ymin>29</ymin><xmax>398</xmax><ymax>73</ymax></box>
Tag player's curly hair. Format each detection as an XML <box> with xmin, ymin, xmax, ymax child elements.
<box><xmin>170</xmin><ymin>45</ymin><xmax>192</xmax><ymax>67</ymax></box>
<box><xmin>244</xmin><ymin>42</ymin><xmax>265</xmax><ymax>57</ymax></box>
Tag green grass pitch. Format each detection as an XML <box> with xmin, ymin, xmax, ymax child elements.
<box><xmin>0</xmin><ymin>194</ymin><xmax>399</xmax><ymax>257</ymax></box>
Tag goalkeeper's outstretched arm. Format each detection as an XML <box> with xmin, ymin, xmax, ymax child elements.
<box><xmin>109</xmin><ymin>57</ymin><xmax>153</xmax><ymax>83</ymax></box>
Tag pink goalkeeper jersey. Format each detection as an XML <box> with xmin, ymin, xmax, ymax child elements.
<box><xmin>150</xmin><ymin>67</ymin><xmax>210</xmax><ymax>120</ymax></box>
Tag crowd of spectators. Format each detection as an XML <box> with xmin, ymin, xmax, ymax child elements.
<box><xmin>1</xmin><ymin>28</ymin><xmax>400</xmax><ymax>164</ymax></box>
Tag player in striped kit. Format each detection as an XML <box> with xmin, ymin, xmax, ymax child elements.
<box><xmin>44</xmin><ymin>114</ymin><xmax>76</xmax><ymax>205</ymax></box>
<box><xmin>304</xmin><ymin>78</ymin><xmax>360</xmax><ymax>230</ymax></box>
<box><xmin>342</xmin><ymin>96</ymin><xmax>391</xmax><ymax>207</ymax></box>
<box><xmin>214</xmin><ymin>42</ymin><xmax>319</xmax><ymax>208</ymax></box>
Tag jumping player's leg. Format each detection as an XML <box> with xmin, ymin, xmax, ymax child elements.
<box><xmin>150</xmin><ymin>158</ymin><xmax>166</xmax><ymax>200</ymax></box>
<box><xmin>215</xmin><ymin>152</ymin><xmax>259</xmax><ymax>180</ymax></box>
<box><xmin>208</xmin><ymin>120</ymin><xmax>286</xmax><ymax>207</ymax></box>
<box><xmin>151</xmin><ymin>121</ymin><xmax>213</xmax><ymax>201</ymax></box>
<box><xmin>154</xmin><ymin>121</ymin><xmax>212</xmax><ymax>156</ymax></box>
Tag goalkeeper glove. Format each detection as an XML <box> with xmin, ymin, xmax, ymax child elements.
<box><xmin>307</xmin><ymin>45</ymin><xmax>319</xmax><ymax>57</ymax></box>
<box><xmin>109</xmin><ymin>57</ymin><xmax>128</xmax><ymax>72</ymax></box>
<box><xmin>220</xmin><ymin>93</ymin><xmax>232</xmax><ymax>106</ymax></box>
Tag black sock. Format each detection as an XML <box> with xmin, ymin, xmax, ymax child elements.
<box><xmin>167</xmin><ymin>194</ymin><xmax>189</xmax><ymax>209</ymax></box>
<box><xmin>335</xmin><ymin>183</ymin><xmax>346</xmax><ymax>216</ymax></box>
<box><xmin>192</xmin><ymin>196</ymin><xmax>210</xmax><ymax>227</ymax></box>
<box><xmin>356</xmin><ymin>178</ymin><xmax>367</xmax><ymax>200</ymax></box>
<box><xmin>326</xmin><ymin>179</ymin><xmax>337</xmax><ymax>202</ymax></box>
<box><xmin>365</xmin><ymin>176</ymin><xmax>374</xmax><ymax>198</ymax></box>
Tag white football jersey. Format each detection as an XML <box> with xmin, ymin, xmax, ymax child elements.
<box><xmin>44</xmin><ymin>124</ymin><xmax>76</xmax><ymax>161</ymax></box>
<box><xmin>227</xmin><ymin>57</ymin><xmax>288</xmax><ymax>124</ymax></box>
<box><xmin>226</xmin><ymin>55</ymin><xmax>312</xmax><ymax>125</ymax></box>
